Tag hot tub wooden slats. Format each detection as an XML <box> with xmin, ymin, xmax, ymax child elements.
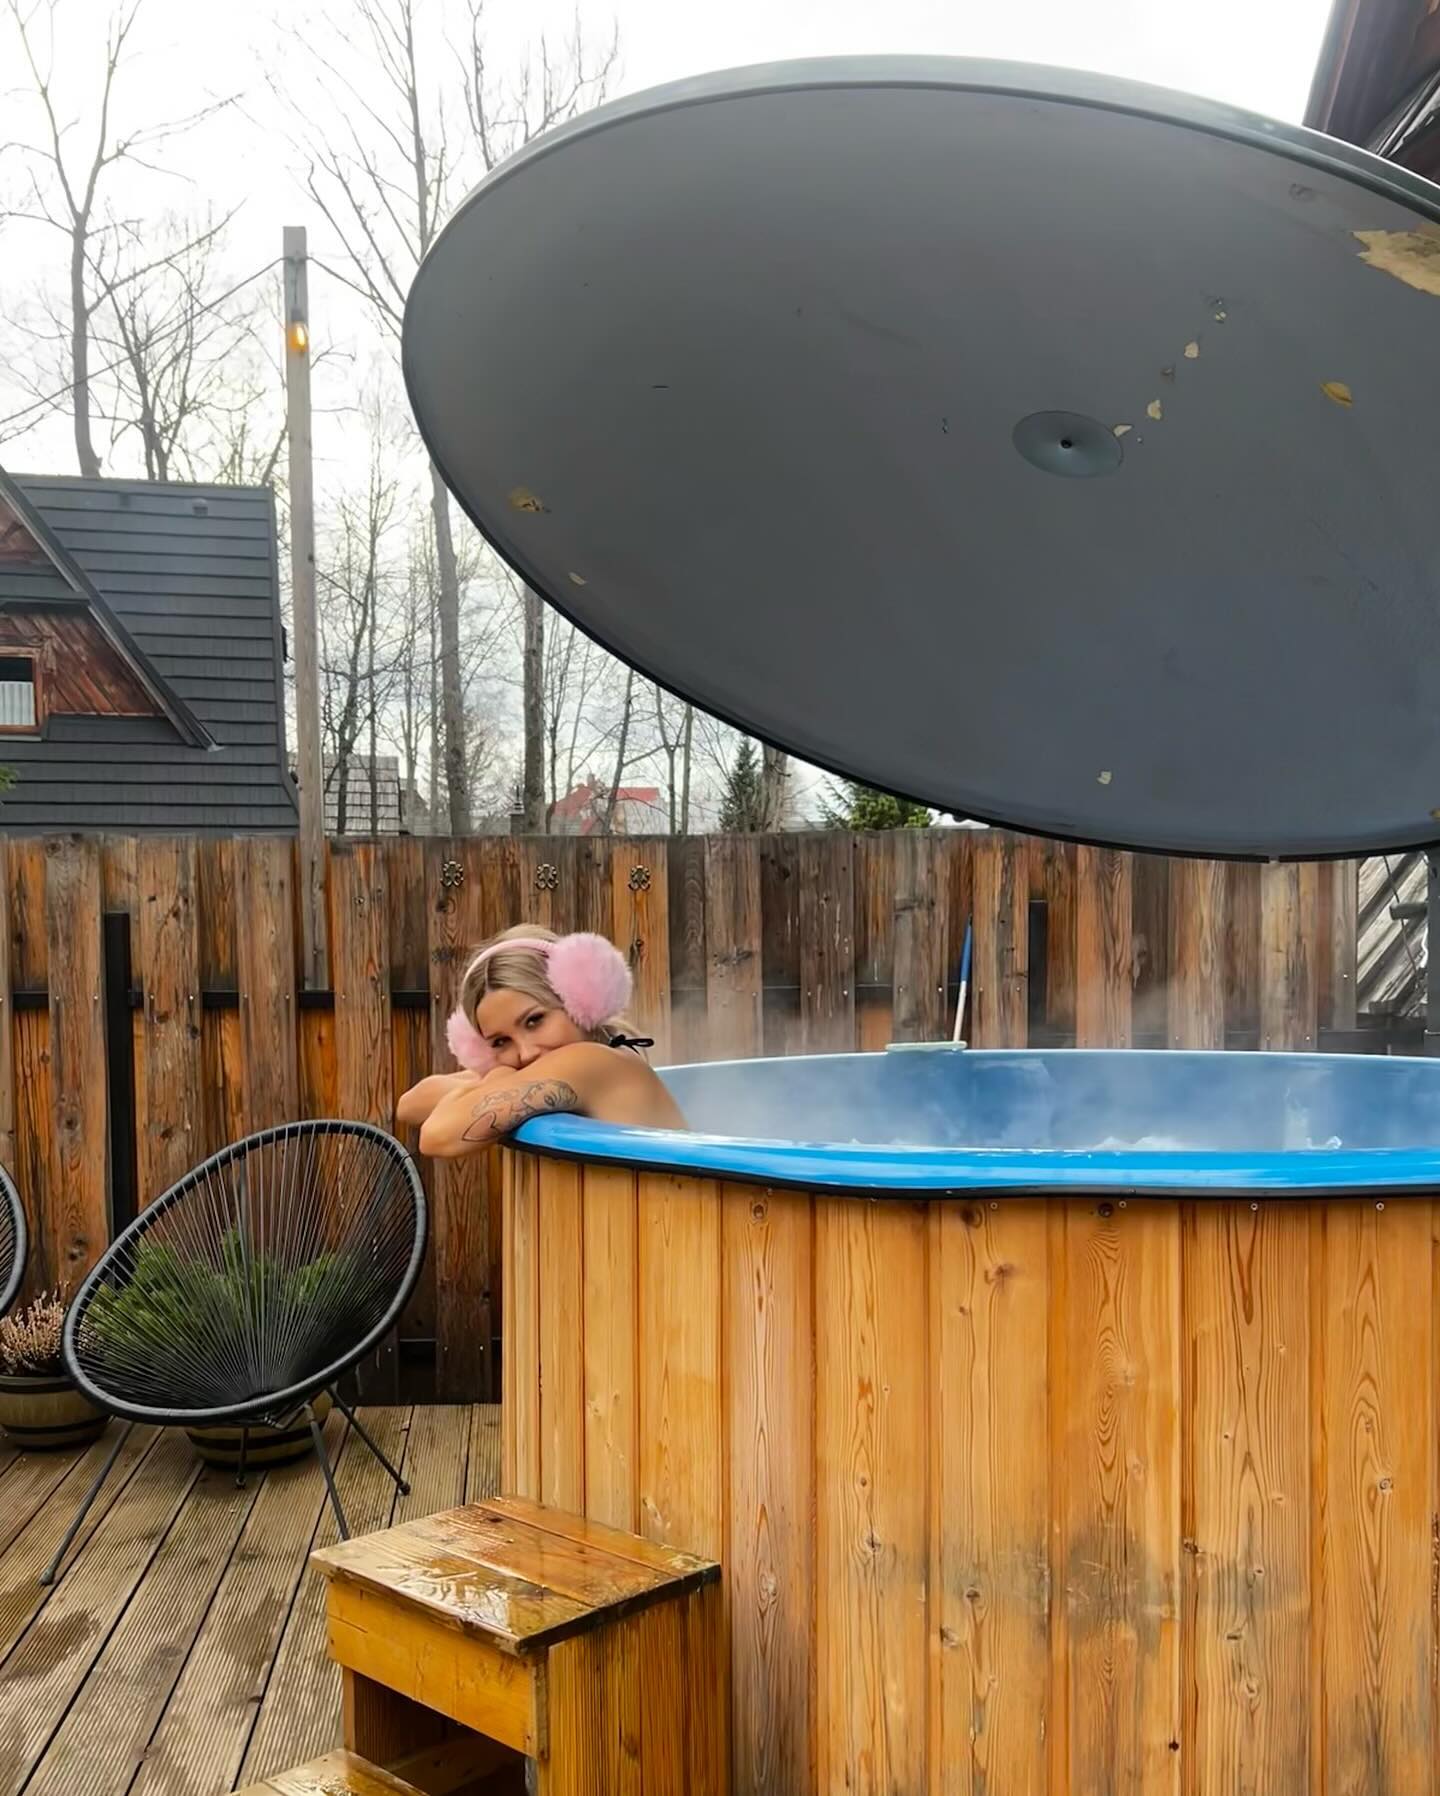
<box><xmin>1320</xmin><ymin>1202</ymin><xmax>1435</xmax><ymax>1793</ymax></box>
<box><xmin>507</xmin><ymin>1157</ymin><xmax>1440</xmax><ymax>1795</ymax></box>
<box><xmin>638</xmin><ymin>1174</ymin><xmax>724</xmax><ymax>1558</ymax></box>
<box><xmin>932</xmin><ymin>1199</ymin><xmax>1052</xmax><ymax>1792</ymax></box>
<box><xmin>1185</xmin><ymin>1201</ymin><xmax>1310</xmax><ymax>1790</ymax></box>
<box><xmin>725</xmin><ymin>1183</ymin><xmax>815</xmax><ymax>1794</ymax></box>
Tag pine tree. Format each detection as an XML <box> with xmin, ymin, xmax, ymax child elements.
<box><xmin>821</xmin><ymin>778</ymin><xmax>931</xmax><ymax>830</ymax></box>
<box><xmin>719</xmin><ymin>739</ymin><xmax>765</xmax><ymax>831</ymax></box>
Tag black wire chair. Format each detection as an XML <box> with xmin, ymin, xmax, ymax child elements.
<box><xmin>43</xmin><ymin>1120</ymin><xmax>426</xmax><ymax>1586</ymax></box>
<box><xmin>0</xmin><ymin>1165</ymin><xmax>25</xmax><ymax>1319</ymax></box>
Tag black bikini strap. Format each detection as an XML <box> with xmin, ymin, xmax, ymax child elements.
<box><xmin>607</xmin><ymin>1032</ymin><xmax>655</xmax><ymax>1054</ymax></box>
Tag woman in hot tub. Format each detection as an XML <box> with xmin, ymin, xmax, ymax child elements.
<box><xmin>397</xmin><ymin>925</ymin><xmax>686</xmax><ymax>1156</ymax></box>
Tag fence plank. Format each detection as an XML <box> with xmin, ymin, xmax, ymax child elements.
<box><xmin>613</xmin><ymin>840</ymin><xmax>672</xmax><ymax>1061</ymax></box>
<box><xmin>1043</xmin><ymin>840</ymin><xmax>1078</xmax><ymax>1042</ymax></box>
<box><xmin>11</xmin><ymin>841</ymin><xmax>50</xmax><ymax>1295</ymax></box>
<box><xmin>235</xmin><ymin>837</ymin><xmax>299</xmax><ymax>1133</ymax></box>
<box><xmin>332</xmin><ymin>840</ymin><xmax>398</xmax><ymax>1398</ymax></box>
<box><xmin>892</xmin><ymin>832</ymin><xmax>947</xmax><ymax>1043</ymax></box>
<box><xmin>761</xmin><ymin>835</ymin><xmax>802</xmax><ymax>1055</ymax></box>
<box><xmin>1131</xmin><ymin>854</ymin><xmax>1171</xmax><ymax>1043</ymax></box>
<box><xmin>1225</xmin><ymin>863</ymin><xmax>1262</xmax><ymax>1044</ymax></box>
<box><xmin>853</xmin><ymin>835</ymin><xmax>895</xmax><ymax>1052</ymax></box>
<box><xmin>332</xmin><ymin>842</ymin><xmax>393</xmax><ymax>1125</ymax></box>
<box><xmin>1260</xmin><ymin>862</ymin><xmax>1318</xmax><ymax>1051</ymax></box>
<box><xmin>46</xmin><ymin>837</ymin><xmax>109</xmax><ymax>1285</ymax></box>
<box><xmin>0</xmin><ymin>841</ymin><xmax>14</xmax><ymax>1181</ymax></box>
<box><xmin>971</xmin><ymin>835</ymin><xmax>1028</xmax><ymax>1047</ymax></box>
<box><xmin>669</xmin><ymin>835</ymin><xmax>709</xmax><ymax>1064</ymax></box>
<box><xmin>1330</xmin><ymin>861</ymin><xmax>1359</xmax><ymax>1031</ymax></box>
<box><xmin>703</xmin><ymin>836</ymin><xmax>762</xmax><ymax>1062</ymax></box>
<box><xmin>384</xmin><ymin>836</ymin><xmax>434</xmax><ymax>1344</ymax></box>
<box><xmin>1169</xmin><ymin>859</ymin><xmax>1226</xmax><ymax>1049</ymax></box>
<box><xmin>799</xmin><ymin>834</ymin><xmax>855</xmax><ymax>1054</ymax></box>
<box><xmin>428</xmin><ymin>838</ymin><xmax>493</xmax><ymax>1401</ymax></box>
<box><xmin>136</xmin><ymin>838</ymin><xmax>202</xmax><ymax>1201</ymax></box>
<box><xmin>1076</xmin><ymin>846</ymin><xmax>1132</xmax><ymax>1048</ymax></box>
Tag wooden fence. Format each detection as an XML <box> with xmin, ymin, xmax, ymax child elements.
<box><xmin>1</xmin><ymin>831</ymin><xmax>1361</xmax><ymax>1400</ymax></box>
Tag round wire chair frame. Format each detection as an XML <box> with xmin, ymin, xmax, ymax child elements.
<box><xmin>0</xmin><ymin>1165</ymin><xmax>25</xmax><ymax>1319</ymax></box>
<box><xmin>62</xmin><ymin>1119</ymin><xmax>427</xmax><ymax>1427</ymax></box>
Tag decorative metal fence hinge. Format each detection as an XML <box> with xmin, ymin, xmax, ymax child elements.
<box><xmin>440</xmin><ymin>859</ymin><xmax>465</xmax><ymax>891</ymax></box>
<box><xmin>534</xmin><ymin>862</ymin><xmax>559</xmax><ymax>892</ymax></box>
<box><xmin>628</xmin><ymin>864</ymin><xmax>651</xmax><ymax>892</ymax></box>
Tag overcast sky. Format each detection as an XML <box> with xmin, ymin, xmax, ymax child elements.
<box><xmin>2</xmin><ymin>0</ymin><xmax>1335</xmax><ymax>476</ymax></box>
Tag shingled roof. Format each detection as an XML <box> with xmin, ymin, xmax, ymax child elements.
<box><xmin>0</xmin><ymin>470</ymin><xmax>297</xmax><ymax>833</ymax></box>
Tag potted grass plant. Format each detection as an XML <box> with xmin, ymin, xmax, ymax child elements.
<box><xmin>84</xmin><ymin>1235</ymin><xmax>338</xmax><ymax>1468</ymax></box>
<box><xmin>0</xmin><ymin>1290</ymin><xmax>106</xmax><ymax>1450</ymax></box>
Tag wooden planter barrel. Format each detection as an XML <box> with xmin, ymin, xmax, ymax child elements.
<box><xmin>504</xmin><ymin>1150</ymin><xmax>1440</xmax><ymax>1796</ymax></box>
<box><xmin>0</xmin><ymin>1372</ymin><xmax>106</xmax><ymax>1450</ymax></box>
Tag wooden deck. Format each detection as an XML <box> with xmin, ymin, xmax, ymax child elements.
<box><xmin>0</xmin><ymin>1404</ymin><xmax>500</xmax><ymax>1796</ymax></box>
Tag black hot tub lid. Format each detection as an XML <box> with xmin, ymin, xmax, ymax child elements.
<box><xmin>404</xmin><ymin>57</ymin><xmax>1440</xmax><ymax>860</ymax></box>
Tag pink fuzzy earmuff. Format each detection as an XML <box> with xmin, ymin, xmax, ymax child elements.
<box><xmin>445</xmin><ymin>933</ymin><xmax>634</xmax><ymax>1073</ymax></box>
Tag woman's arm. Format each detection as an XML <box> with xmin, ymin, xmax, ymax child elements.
<box><xmin>419</xmin><ymin>1046</ymin><xmax>619</xmax><ymax>1158</ymax></box>
<box><xmin>396</xmin><ymin>1070</ymin><xmax>482</xmax><ymax>1128</ymax></box>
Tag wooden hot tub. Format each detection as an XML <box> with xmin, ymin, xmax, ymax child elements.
<box><xmin>501</xmin><ymin>1049</ymin><xmax>1440</xmax><ymax>1795</ymax></box>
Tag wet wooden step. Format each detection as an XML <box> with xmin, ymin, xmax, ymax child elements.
<box><xmin>312</xmin><ymin>1493</ymin><xmax>718</xmax><ymax>1656</ymax></box>
<box><xmin>237</xmin><ymin>1748</ymin><xmax>426</xmax><ymax>1796</ymax></box>
<box><xmin>315</xmin><ymin>1496</ymin><xmax>726</xmax><ymax>1793</ymax></box>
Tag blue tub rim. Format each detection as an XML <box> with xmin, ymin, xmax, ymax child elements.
<box><xmin>508</xmin><ymin>1048</ymin><xmax>1440</xmax><ymax>1197</ymax></box>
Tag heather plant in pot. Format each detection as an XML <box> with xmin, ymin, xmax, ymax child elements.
<box><xmin>0</xmin><ymin>1290</ymin><xmax>106</xmax><ymax>1450</ymax></box>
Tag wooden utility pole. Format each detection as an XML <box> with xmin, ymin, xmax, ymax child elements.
<box><xmin>284</xmin><ymin>225</ymin><xmax>329</xmax><ymax>989</ymax></box>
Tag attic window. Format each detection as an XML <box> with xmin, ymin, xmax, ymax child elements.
<box><xmin>0</xmin><ymin>657</ymin><xmax>38</xmax><ymax>731</ymax></box>
<box><xmin>0</xmin><ymin>499</ymin><xmax>48</xmax><ymax>568</ymax></box>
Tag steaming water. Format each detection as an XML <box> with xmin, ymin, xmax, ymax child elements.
<box><xmin>659</xmin><ymin>1052</ymin><xmax>1428</xmax><ymax>1158</ymax></box>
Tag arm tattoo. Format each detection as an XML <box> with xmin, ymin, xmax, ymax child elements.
<box><xmin>461</xmin><ymin>1078</ymin><xmax>582</xmax><ymax>1142</ymax></box>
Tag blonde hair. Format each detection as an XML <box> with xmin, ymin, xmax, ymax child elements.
<box><xmin>459</xmin><ymin>923</ymin><xmax>640</xmax><ymax>1049</ymax></box>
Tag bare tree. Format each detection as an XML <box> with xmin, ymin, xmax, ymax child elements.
<box><xmin>760</xmin><ymin>744</ymin><xmax>791</xmax><ymax>831</ymax></box>
<box><xmin>457</xmin><ymin>2</ymin><xmax>617</xmax><ymax>831</ymax></box>
<box><xmin>317</xmin><ymin>446</ymin><xmax>402</xmax><ymax>835</ymax></box>
<box><xmin>1</xmin><ymin>0</ymin><xmax>232</xmax><ymax>476</ymax></box>
<box><xmin>521</xmin><ymin>586</ymin><xmax>546</xmax><ymax>829</ymax></box>
<box><xmin>292</xmin><ymin>0</ymin><xmax>615</xmax><ymax>834</ymax></box>
<box><xmin>650</xmin><ymin>685</ymin><xmax>695</xmax><ymax>832</ymax></box>
<box><xmin>600</xmin><ymin>667</ymin><xmax>636</xmax><ymax>833</ymax></box>
<box><xmin>90</xmin><ymin>211</ymin><xmax>279</xmax><ymax>482</ymax></box>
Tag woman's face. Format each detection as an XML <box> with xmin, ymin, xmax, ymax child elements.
<box><xmin>475</xmin><ymin>986</ymin><xmax>585</xmax><ymax>1071</ymax></box>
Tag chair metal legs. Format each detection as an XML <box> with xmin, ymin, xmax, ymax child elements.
<box><xmin>39</xmin><ymin>1391</ymin><xmax>407</xmax><ymax>1586</ymax></box>
<box><xmin>40</xmin><ymin>1420</ymin><xmax>134</xmax><ymax>1587</ymax></box>
<box><xmin>305</xmin><ymin>1401</ymin><xmax>349</xmax><ymax>1539</ymax></box>
<box><xmin>328</xmin><ymin>1388</ymin><xmax>410</xmax><ymax>1496</ymax></box>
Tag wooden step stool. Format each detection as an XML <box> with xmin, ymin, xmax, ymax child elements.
<box><xmin>310</xmin><ymin>1495</ymin><xmax>726</xmax><ymax>1796</ymax></box>
<box><xmin>235</xmin><ymin>1738</ymin><xmax>505</xmax><ymax>1795</ymax></box>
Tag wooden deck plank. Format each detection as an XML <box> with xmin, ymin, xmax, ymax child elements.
<box><xmin>388</xmin><ymin>1402</ymin><xmax>469</xmax><ymax>1526</ymax></box>
<box><xmin>0</xmin><ymin>1426</ymin><xmax>160</xmax><ymax>1659</ymax></box>
<box><xmin>127</xmin><ymin>1410</ymin><xmax>347</xmax><ymax>1796</ymax></box>
<box><xmin>466</xmin><ymin>1404</ymin><xmax>502</xmax><ymax>1505</ymax></box>
<box><xmin>0</xmin><ymin>1408</ymin><xmax>496</xmax><ymax>1796</ymax></box>
<box><xmin>22</xmin><ymin>1467</ymin><xmax>260</xmax><ymax>1796</ymax></box>
<box><xmin>0</xmin><ymin>1432</ymin><xmax>134</xmax><ymax>1560</ymax></box>
<box><xmin>0</xmin><ymin>1433</ymin><xmax>201</xmax><ymax>1792</ymax></box>
<box><xmin>236</xmin><ymin>1408</ymin><xmax>412</xmax><ymax>1789</ymax></box>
